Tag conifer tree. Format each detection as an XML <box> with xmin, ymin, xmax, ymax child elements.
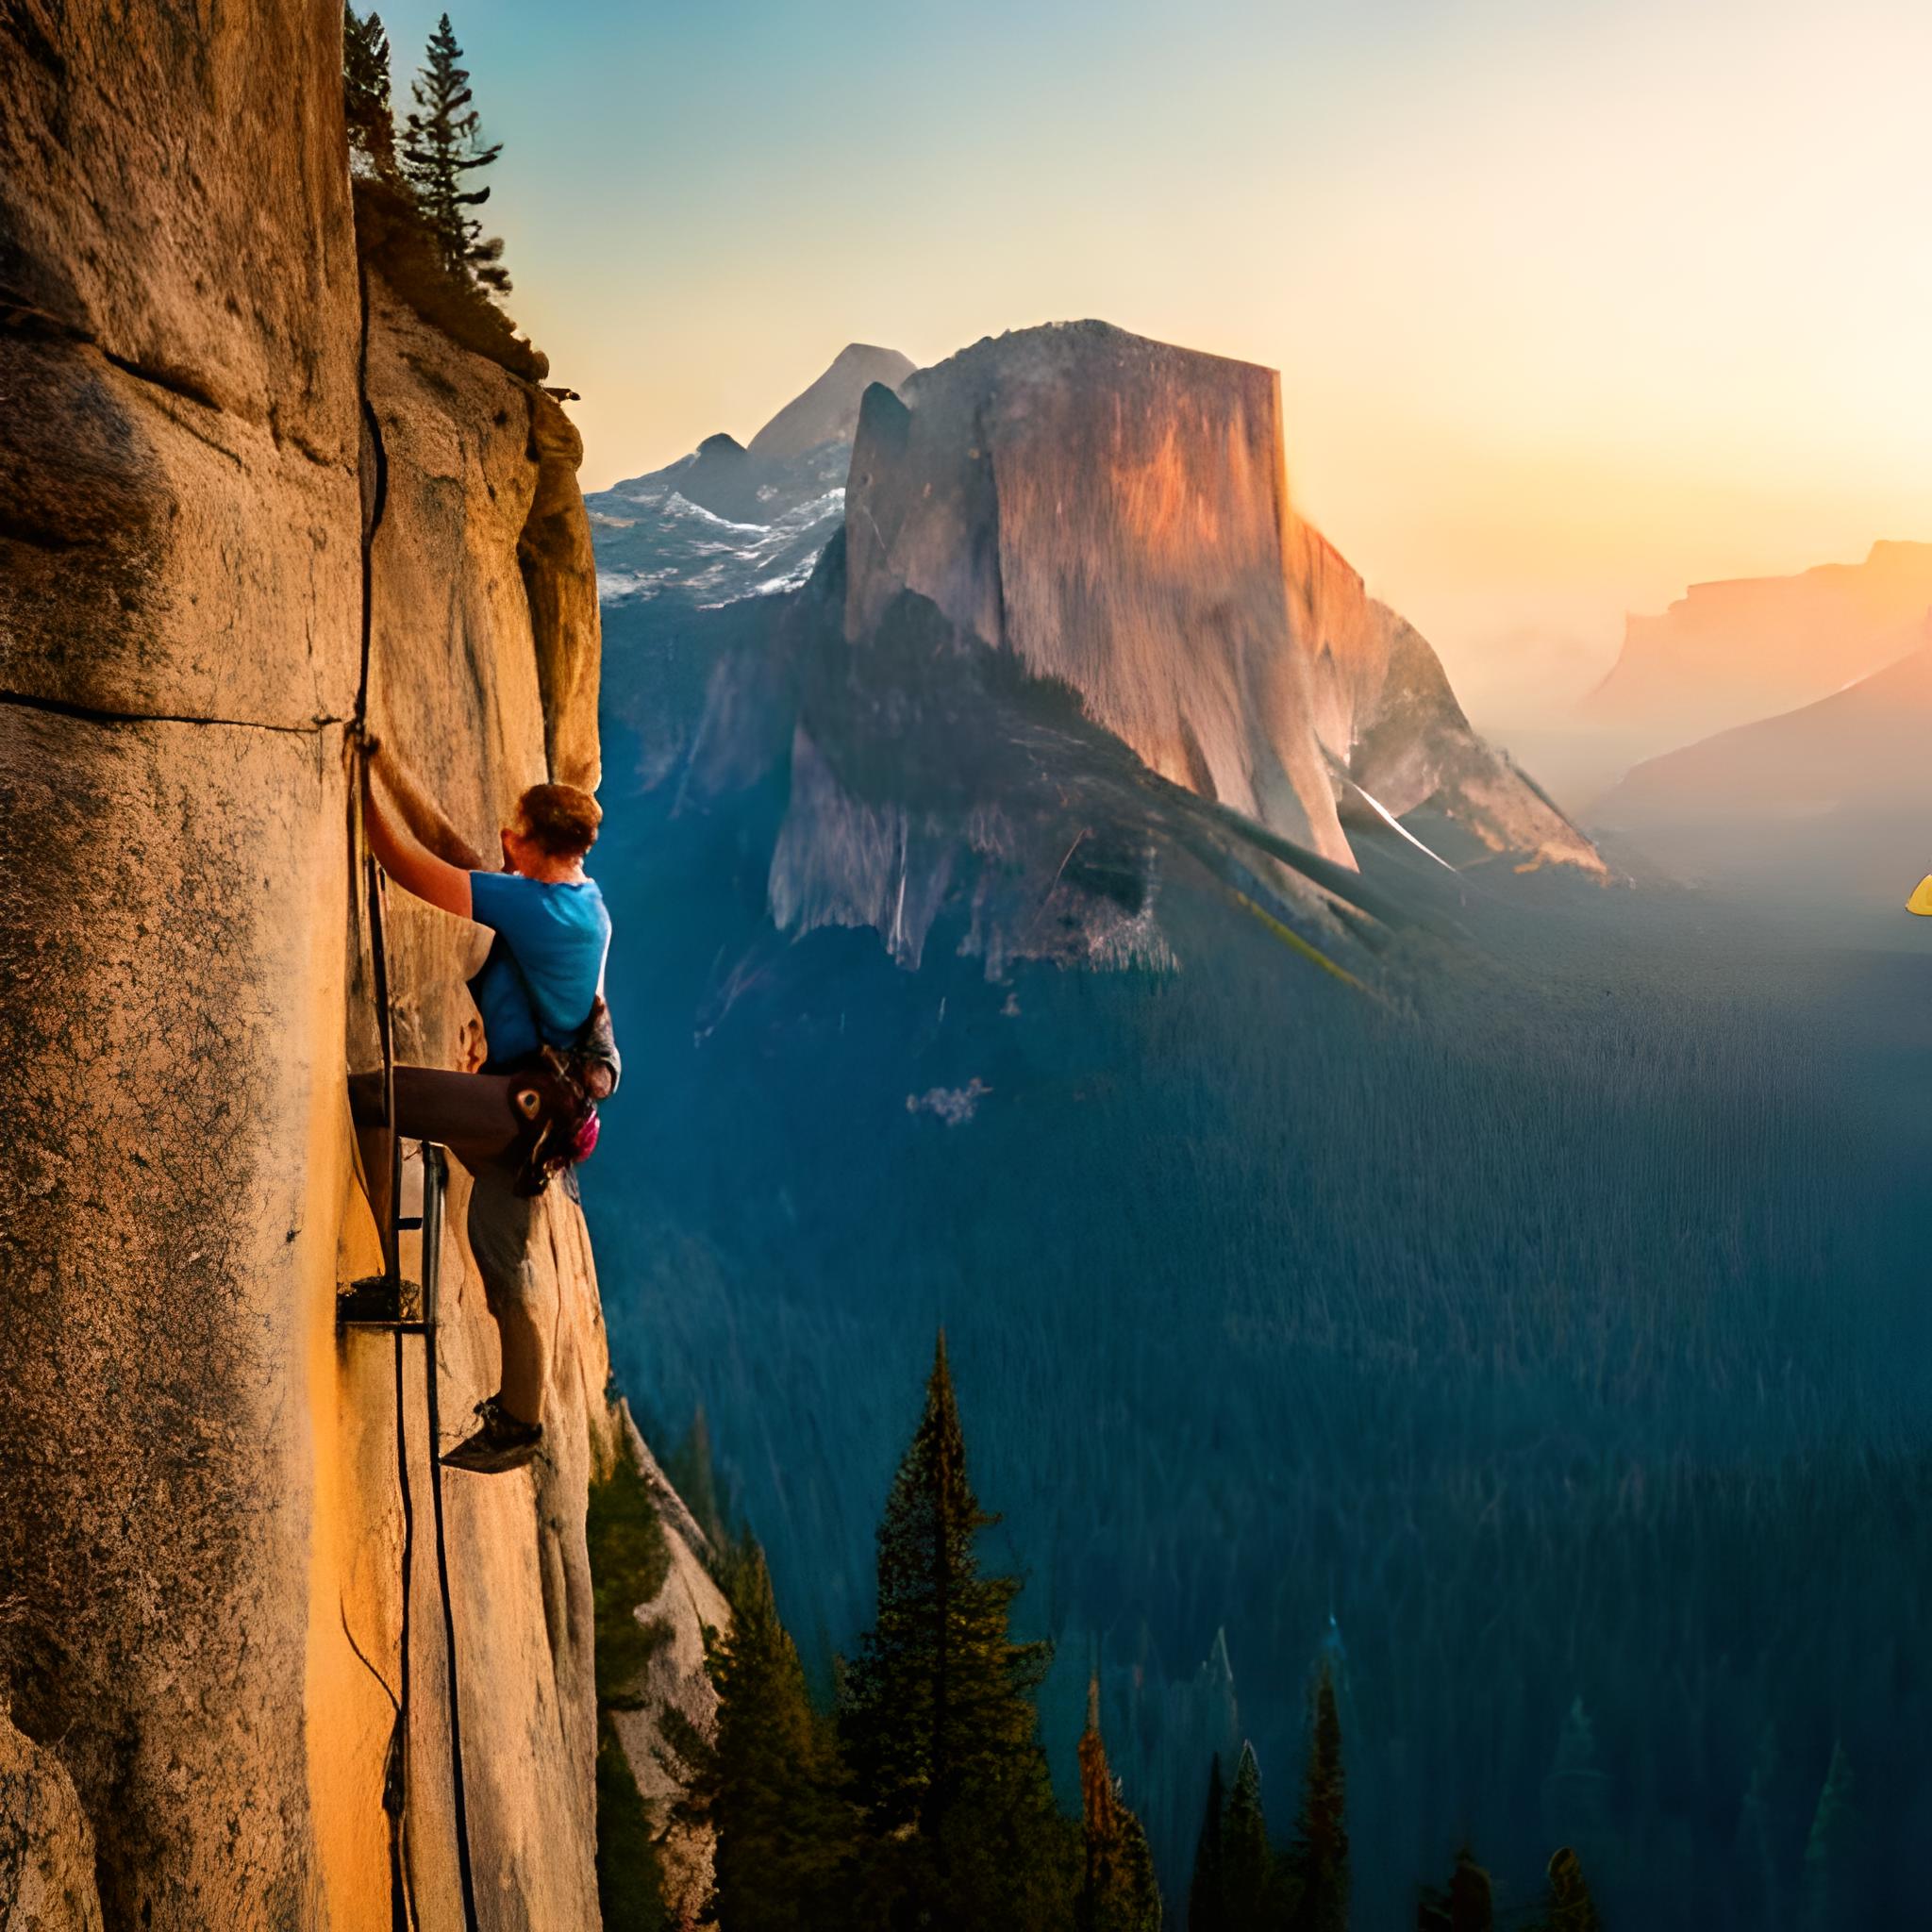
<box><xmin>677</xmin><ymin>1545</ymin><xmax>853</xmax><ymax>1931</ymax></box>
<box><xmin>1077</xmin><ymin>1676</ymin><xmax>1162</xmax><ymax>1932</ymax></box>
<box><xmin>402</xmin><ymin>14</ymin><xmax>511</xmax><ymax>293</ymax></box>
<box><xmin>343</xmin><ymin>8</ymin><xmax>399</xmax><ymax>179</ymax></box>
<box><xmin>840</xmin><ymin>1333</ymin><xmax>1077</xmax><ymax>1929</ymax></box>
<box><xmin>1799</xmin><ymin>1740</ymin><xmax>1856</xmax><ymax>1932</ymax></box>
<box><xmin>1220</xmin><ymin>1742</ymin><xmax>1272</xmax><ymax>1926</ymax></box>
<box><xmin>587</xmin><ymin>1431</ymin><xmax>675</xmax><ymax>1928</ymax></box>
<box><xmin>1282</xmin><ymin>1663</ymin><xmax>1348</xmax><ymax>1932</ymax></box>
<box><xmin>1186</xmin><ymin>1754</ymin><xmax>1227</xmax><ymax>1932</ymax></box>
<box><xmin>1539</xmin><ymin>1846</ymin><xmax>1602</xmax><ymax>1932</ymax></box>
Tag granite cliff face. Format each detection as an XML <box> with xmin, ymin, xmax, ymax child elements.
<box><xmin>598</xmin><ymin>323</ymin><xmax>1598</xmax><ymax>989</ymax></box>
<box><xmin>845</xmin><ymin>323</ymin><xmax>1353</xmax><ymax>866</ymax></box>
<box><xmin>836</xmin><ymin>322</ymin><xmax>1598</xmax><ymax>883</ymax></box>
<box><xmin>1</xmin><ymin>8</ymin><xmax>709</xmax><ymax>1927</ymax></box>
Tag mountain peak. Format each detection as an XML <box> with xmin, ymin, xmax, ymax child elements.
<box><xmin>747</xmin><ymin>342</ymin><xmax>916</xmax><ymax>461</ymax></box>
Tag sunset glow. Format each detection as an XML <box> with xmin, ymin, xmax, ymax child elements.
<box><xmin>374</xmin><ymin>0</ymin><xmax>1932</xmax><ymax>712</ymax></box>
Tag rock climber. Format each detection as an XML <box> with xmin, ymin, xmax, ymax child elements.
<box><xmin>351</xmin><ymin>735</ymin><xmax>617</xmax><ymax>1474</ymax></box>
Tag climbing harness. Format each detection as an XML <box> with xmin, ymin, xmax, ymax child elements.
<box><xmin>340</xmin><ymin>858</ymin><xmax>484</xmax><ymax>1932</ymax></box>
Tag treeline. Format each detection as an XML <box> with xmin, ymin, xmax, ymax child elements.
<box><xmin>646</xmin><ymin>1338</ymin><xmax>1607</xmax><ymax>1930</ymax></box>
<box><xmin>341</xmin><ymin>8</ymin><xmax>548</xmax><ymax>379</ymax></box>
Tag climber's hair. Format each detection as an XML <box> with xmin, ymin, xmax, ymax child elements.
<box><xmin>516</xmin><ymin>782</ymin><xmax>602</xmax><ymax>859</ymax></box>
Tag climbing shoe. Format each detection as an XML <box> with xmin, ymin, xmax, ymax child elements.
<box><xmin>441</xmin><ymin>1396</ymin><xmax>542</xmax><ymax>1474</ymax></box>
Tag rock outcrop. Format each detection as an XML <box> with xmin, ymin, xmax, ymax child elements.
<box><xmin>1581</xmin><ymin>540</ymin><xmax>1932</xmax><ymax>757</ymax></box>
<box><xmin>845</xmin><ymin>323</ymin><xmax>1355</xmax><ymax>866</ymax></box>
<box><xmin>1</xmin><ymin>9</ymin><xmax>708</xmax><ymax>1927</ymax></box>
<box><xmin>597</xmin><ymin>322</ymin><xmax>1598</xmax><ymax>990</ymax></box>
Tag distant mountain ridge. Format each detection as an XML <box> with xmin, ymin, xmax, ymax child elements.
<box><xmin>1600</xmin><ymin>638</ymin><xmax>1932</xmax><ymax>823</ymax></box>
<box><xmin>1588</xmin><ymin>633</ymin><xmax>1932</xmax><ymax>915</ymax></box>
<box><xmin>587</xmin><ymin>341</ymin><xmax>915</xmax><ymax>609</ymax></box>
<box><xmin>1582</xmin><ymin>540</ymin><xmax>1932</xmax><ymax>757</ymax></box>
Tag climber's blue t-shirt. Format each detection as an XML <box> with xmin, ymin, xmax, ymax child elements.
<box><xmin>467</xmin><ymin>871</ymin><xmax>611</xmax><ymax>1069</ymax></box>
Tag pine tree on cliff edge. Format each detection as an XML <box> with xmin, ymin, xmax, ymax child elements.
<box><xmin>840</xmin><ymin>1331</ymin><xmax>1078</xmax><ymax>1928</ymax></box>
<box><xmin>402</xmin><ymin>13</ymin><xmax>511</xmax><ymax>295</ymax></box>
<box><xmin>343</xmin><ymin>8</ymin><xmax>398</xmax><ymax>180</ymax></box>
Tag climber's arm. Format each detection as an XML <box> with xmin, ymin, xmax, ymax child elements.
<box><xmin>370</xmin><ymin>744</ymin><xmax>491</xmax><ymax>872</ymax></box>
<box><xmin>361</xmin><ymin>758</ymin><xmax>475</xmax><ymax>922</ymax></box>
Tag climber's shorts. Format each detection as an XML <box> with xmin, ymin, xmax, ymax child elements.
<box><xmin>464</xmin><ymin>1164</ymin><xmax>542</xmax><ymax>1316</ymax></box>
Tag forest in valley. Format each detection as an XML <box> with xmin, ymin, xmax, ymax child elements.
<box><xmin>594</xmin><ymin>1339</ymin><xmax>1619</xmax><ymax>1931</ymax></box>
<box><xmin>585</xmin><ymin>691</ymin><xmax>1930</xmax><ymax>1929</ymax></box>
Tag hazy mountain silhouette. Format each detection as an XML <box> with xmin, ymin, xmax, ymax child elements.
<box><xmin>1591</xmin><ymin>637</ymin><xmax>1932</xmax><ymax>919</ymax></box>
<box><xmin>1581</xmin><ymin>540</ymin><xmax>1932</xmax><ymax>759</ymax></box>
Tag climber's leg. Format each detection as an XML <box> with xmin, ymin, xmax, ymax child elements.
<box><xmin>349</xmin><ymin>1067</ymin><xmax>521</xmax><ymax>1276</ymax></box>
<box><xmin>349</xmin><ymin>1067</ymin><xmax>547</xmax><ymax>1472</ymax></box>
<box><xmin>464</xmin><ymin>1169</ymin><xmax>550</xmax><ymax>1424</ymax></box>
<box><xmin>441</xmin><ymin>1167</ymin><xmax>549</xmax><ymax>1474</ymax></box>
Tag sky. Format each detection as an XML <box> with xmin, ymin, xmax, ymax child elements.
<box><xmin>374</xmin><ymin>0</ymin><xmax>1932</xmax><ymax>719</ymax></box>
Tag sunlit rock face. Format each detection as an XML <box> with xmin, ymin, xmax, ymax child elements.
<box><xmin>1287</xmin><ymin>520</ymin><xmax>1606</xmax><ymax>874</ymax></box>
<box><xmin>1582</xmin><ymin>540</ymin><xmax>1932</xmax><ymax>756</ymax></box>
<box><xmin>0</xmin><ymin>10</ymin><xmax>708</xmax><ymax>1925</ymax></box>
<box><xmin>845</xmin><ymin>323</ymin><xmax>1355</xmax><ymax>867</ymax></box>
<box><xmin>602</xmin><ymin>322</ymin><xmax>1599</xmax><ymax>988</ymax></box>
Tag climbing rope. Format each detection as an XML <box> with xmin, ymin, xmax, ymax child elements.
<box><xmin>361</xmin><ymin>857</ymin><xmax>483</xmax><ymax>1932</ymax></box>
<box><xmin>354</xmin><ymin>254</ymin><xmax>482</xmax><ymax>1932</ymax></box>
<box><xmin>421</xmin><ymin>1141</ymin><xmax>483</xmax><ymax>1932</ymax></box>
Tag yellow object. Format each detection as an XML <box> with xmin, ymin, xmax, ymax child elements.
<box><xmin>1908</xmin><ymin>875</ymin><xmax>1932</xmax><ymax>916</ymax></box>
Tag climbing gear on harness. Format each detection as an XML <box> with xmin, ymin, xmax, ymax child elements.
<box><xmin>441</xmin><ymin>1393</ymin><xmax>544</xmax><ymax>1474</ymax></box>
<box><xmin>494</xmin><ymin>950</ymin><xmax>622</xmax><ymax>1198</ymax></box>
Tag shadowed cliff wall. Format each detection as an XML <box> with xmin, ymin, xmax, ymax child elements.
<box><xmin>1</xmin><ymin>8</ymin><xmax>707</xmax><ymax>1926</ymax></box>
